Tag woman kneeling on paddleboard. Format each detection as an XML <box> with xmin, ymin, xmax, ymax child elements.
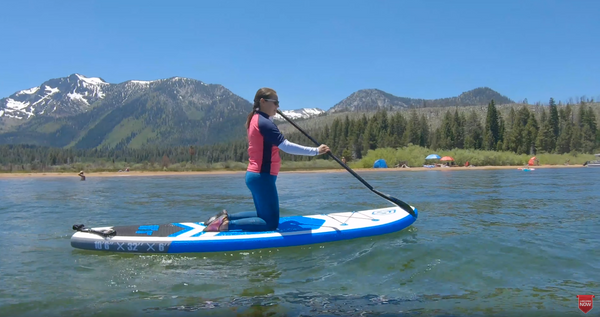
<box><xmin>204</xmin><ymin>88</ymin><xmax>330</xmax><ymax>232</ymax></box>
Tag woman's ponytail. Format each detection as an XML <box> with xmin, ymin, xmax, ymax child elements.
<box><xmin>245</xmin><ymin>87</ymin><xmax>277</xmax><ymax>129</ymax></box>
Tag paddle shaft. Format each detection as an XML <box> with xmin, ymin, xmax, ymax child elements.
<box><xmin>276</xmin><ymin>110</ymin><xmax>416</xmax><ymax>217</ymax></box>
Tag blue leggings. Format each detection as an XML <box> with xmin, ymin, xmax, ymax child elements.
<box><xmin>228</xmin><ymin>172</ymin><xmax>279</xmax><ymax>231</ymax></box>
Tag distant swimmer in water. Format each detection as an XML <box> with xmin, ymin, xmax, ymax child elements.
<box><xmin>78</xmin><ymin>171</ymin><xmax>86</xmax><ymax>181</ymax></box>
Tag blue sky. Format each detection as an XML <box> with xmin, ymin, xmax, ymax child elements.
<box><xmin>1</xmin><ymin>0</ymin><xmax>598</xmax><ymax>110</ymax></box>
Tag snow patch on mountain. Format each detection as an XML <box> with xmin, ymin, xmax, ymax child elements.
<box><xmin>31</xmin><ymin>86</ymin><xmax>60</xmax><ymax>106</ymax></box>
<box><xmin>75</xmin><ymin>74</ymin><xmax>107</xmax><ymax>86</ymax></box>
<box><xmin>73</xmin><ymin>74</ymin><xmax>108</xmax><ymax>98</ymax></box>
<box><xmin>16</xmin><ymin>87</ymin><xmax>40</xmax><ymax>96</ymax></box>
<box><xmin>67</xmin><ymin>92</ymin><xmax>89</xmax><ymax>104</ymax></box>
<box><xmin>6</xmin><ymin>98</ymin><xmax>29</xmax><ymax>110</ymax></box>
<box><xmin>130</xmin><ymin>80</ymin><xmax>153</xmax><ymax>85</ymax></box>
<box><xmin>4</xmin><ymin>98</ymin><xmax>34</xmax><ymax>118</ymax></box>
<box><xmin>44</xmin><ymin>85</ymin><xmax>60</xmax><ymax>94</ymax></box>
<box><xmin>274</xmin><ymin>108</ymin><xmax>325</xmax><ymax>121</ymax></box>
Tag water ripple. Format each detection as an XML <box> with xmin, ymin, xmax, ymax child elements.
<box><xmin>0</xmin><ymin>168</ymin><xmax>598</xmax><ymax>316</ymax></box>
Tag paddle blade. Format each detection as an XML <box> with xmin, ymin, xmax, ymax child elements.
<box><xmin>391</xmin><ymin>197</ymin><xmax>417</xmax><ymax>218</ymax></box>
<box><xmin>373</xmin><ymin>189</ymin><xmax>416</xmax><ymax>218</ymax></box>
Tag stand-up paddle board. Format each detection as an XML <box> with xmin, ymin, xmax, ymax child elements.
<box><xmin>518</xmin><ymin>167</ymin><xmax>535</xmax><ymax>171</ymax></box>
<box><xmin>71</xmin><ymin>206</ymin><xmax>417</xmax><ymax>253</ymax></box>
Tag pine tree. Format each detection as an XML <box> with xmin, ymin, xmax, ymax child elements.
<box><xmin>321</xmin><ymin>124</ymin><xmax>331</xmax><ymax>152</ymax></box>
<box><xmin>388</xmin><ymin>112</ymin><xmax>406</xmax><ymax>148</ymax></box>
<box><xmin>403</xmin><ymin>110</ymin><xmax>421</xmax><ymax>146</ymax></box>
<box><xmin>582</xmin><ymin>125</ymin><xmax>596</xmax><ymax>153</ymax></box>
<box><xmin>507</xmin><ymin>107</ymin><xmax>516</xmax><ymax>131</ymax></box>
<box><xmin>351</xmin><ymin>115</ymin><xmax>367</xmax><ymax>159</ymax></box>
<box><xmin>524</xmin><ymin>114</ymin><xmax>539</xmax><ymax>154</ymax></box>
<box><xmin>536</xmin><ymin>120</ymin><xmax>555</xmax><ymax>153</ymax></box>
<box><xmin>330</xmin><ymin>118</ymin><xmax>342</xmax><ymax>155</ymax></box>
<box><xmin>375</xmin><ymin>110</ymin><xmax>390</xmax><ymax>148</ymax></box>
<box><xmin>570</xmin><ymin>124</ymin><xmax>582</xmax><ymax>152</ymax></box>
<box><xmin>419</xmin><ymin>114</ymin><xmax>430</xmax><ymax>147</ymax></box>
<box><xmin>579</xmin><ymin>104</ymin><xmax>598</xmax><ymax>153</ymax></box>
<box><xmin>509</xmin><ymin>106</ymin><xmax>531</xmax><ymax>153</ymax></box>
<box><xmin>451</xmin><ymin>109</ymin><xmax>464</xmax><ymax>149</ymax></box>
<box><xmin>549</xmin><ymin>98</ymin><xmax>560</xmax><ymax>136</ymax></box>
<box><xmin>363</xmin><ymin>115</ymin><xmax>379</xmax><ymax>151</ymax></box>
<box><xmin>548</xmin><ymin>98</ymin><xmax>560</xmax><ymax>151</ymax></box>
<box><xmin>555</xmin><ymin>104</ymin><xmax>573</xmax><ymax>154</ymax></box>
<box><xmin>536</xmin><ymin>109</ymin><xmax>555</xmax><ymax>153</ymax></box>
<box><xmin>338</xmin><ymin>117</ymin><xmax>349</xmax><ymax>157</ymax></box>
<box><xmin>483</xmin><ymin>100</ymin><xmax>500</xmax><ymax>150</ymax></box>
<box><xmin>429</xmin><ymin>128</ymin><xmax>440</xmax><ymax>150</ymax></box>
<box><xmin>464</xmin><ymin>110</ymin><xmax>483</xmax><ymax>150</ymax></box>
<box><xmin>435</xmin><ymin>110</ymin><xmax>452</xmax><ymax>149</ymax></box>
<box><xmin>503</xmin><ymin>108</ymin><xmax>517</xmax><ymax>151</ymax></box>
<box><xmin>496</xmin><ymin>115</ymin><xmax>505</xmax><ymax>151</ymax></box>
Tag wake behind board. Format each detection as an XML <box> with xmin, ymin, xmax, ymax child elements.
<box><xmin>71</xmin><ymin>206</ymin><xmax>417</xmax><ymax>254</ymax></box>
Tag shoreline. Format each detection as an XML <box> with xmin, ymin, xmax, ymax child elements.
<box><xmin>0</xmin><ymin>165</ymin><xmax>584</xmax><ymax>179</ymax></box>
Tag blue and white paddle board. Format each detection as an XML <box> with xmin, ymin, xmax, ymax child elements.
<box><xmin>70</xmin><ymin>206</ymin><xmax>417</xmax><ymax>253</ymax></box>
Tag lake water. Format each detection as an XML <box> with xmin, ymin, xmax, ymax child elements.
<box><xmin>0</xmin><ymin>168</ymin><xmax>598</xmax><ymax>316</ymax></box>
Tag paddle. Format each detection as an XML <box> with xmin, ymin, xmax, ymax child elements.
<box><xmin>276</xmin><ymin>110</ymin><xmax>416</xmax><ymax>218</ymax></box>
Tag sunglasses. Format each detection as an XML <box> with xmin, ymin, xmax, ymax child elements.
<box><xmin>263</xmin><ymin>98</ymin><xmax>279</xmax><ymax>106</ymax></box>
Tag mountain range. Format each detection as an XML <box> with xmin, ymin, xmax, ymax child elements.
<box><xmin>329</xmin><ymin>87</ymin><xmax>513</xmax><ymax>112</ymax></box>
<box><xmin>0</xmin><ymin>74</ymin><xmax>514</xmax><ymax>149</ymax></box>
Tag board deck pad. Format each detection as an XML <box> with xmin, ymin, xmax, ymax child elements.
<box><xmin>71</xmin><ymin>206</ymin><xmax>417</xmax><ymax>254</ymax></box>
<box><xmin>114</xmin><ymin>224</ymin><xmax>189</xmax><ymax>237</ymax></box>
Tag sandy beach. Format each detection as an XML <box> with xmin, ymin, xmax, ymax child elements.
<box><xmin>0</xmin><ymin>165</ymin><xmax>584</xmax><ymax>179</ymax></box>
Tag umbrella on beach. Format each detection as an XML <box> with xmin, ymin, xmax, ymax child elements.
<box><xmin>440</xmin><ymin>156</ymin><xmax>454</xmax><ymax>161</ymax></box>
<box><xmin>426</xmin><ymin>154</ymin><xmax>441</xmax><ymax>160</ymax></box>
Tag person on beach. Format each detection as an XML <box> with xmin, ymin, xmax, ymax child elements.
<box><xmin>78</xmin><ymin>171</ymin><xmax>86</xmax><ymax>181</ymax></box>
<box><xmin>203</xmin><ymin>88</ymin><xmax>330</xmax><ymax>232</ymax></box>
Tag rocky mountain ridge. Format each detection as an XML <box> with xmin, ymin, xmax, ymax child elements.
<box><xmin>0</xmin><ymin>74</ymin><xmax>515</xmax><ymax>149</ymax></box>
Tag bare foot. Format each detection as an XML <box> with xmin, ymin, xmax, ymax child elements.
<box><xmin>219</xmin><ymin>218</ymin><xmax>229</xmax><ymax>231</ymax></box>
